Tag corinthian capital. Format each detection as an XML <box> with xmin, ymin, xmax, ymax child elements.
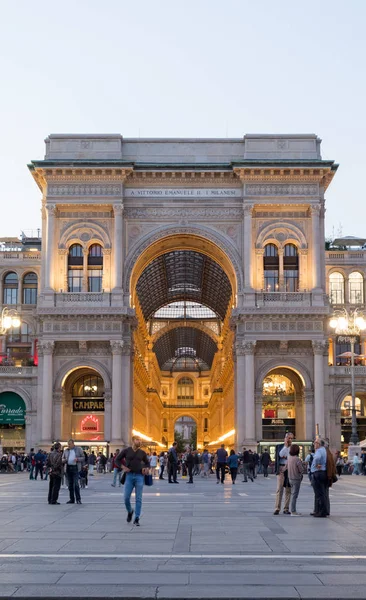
<box><xmin>113</xmin><ymin>203</ymin><xmax>124</xmax><ymax>216</ymax></box>
<box><xmin>38</xmin><ymin>340</ymin><xmax>55</xmax><ymax>356</ymax></box>
<box><xmin>243</xmin><ymin>203</ymin><xmax>254</xmax><ymax>216</ymax></box>
<box><xmin>46</xmin><ymin>204</ymin><xmax>57</xmax><ymax>217</ymax></box>
<box><xmin>110</xmin><ymin>340</ymin><xmax>124</xmax><ymax>355</ymax></box>
<box><xmin>312</xmin><ymin>340</ymin><xmax>328</xmax><ymax>355</ymax></box>
<box><xmin>310</xmin><ymin>204</ymin><xmax>321</xmax><ymax>216</ymax></box>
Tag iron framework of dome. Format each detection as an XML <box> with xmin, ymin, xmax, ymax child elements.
<box><xmin>153</xmin><ymin>326</ymin><xmax>218</xmax><ymax>372</ymax></box>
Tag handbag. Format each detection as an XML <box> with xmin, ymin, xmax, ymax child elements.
<box><xmin>332</xmin><ymin>474</ymin><xmax>338</xmax><ymax>484</ymax></box>
<box><xmin>144</xmin><ymin>473</ymin><xmax>153</xmax><ymax>486</ymax></box>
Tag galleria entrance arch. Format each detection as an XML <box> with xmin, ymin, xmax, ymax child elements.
<box><xmin>130</xmin><ymin>234</ymin><xmax>237</xmax><ymax>449</ymax></box>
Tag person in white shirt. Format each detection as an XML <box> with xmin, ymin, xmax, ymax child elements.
<box><xmin>149</xmin><ymin>452</ymin><xmax>158</xmax><ymax>479</ymax></box>
<box><xmin>62</xmin><ymin>439</ymin><xmax>84</xmax><ymax>504</ymax></box>
<box><xmin>353</xmin><ymin>453</ymin><xmax>360</xmax><ymax>475</ymax></box>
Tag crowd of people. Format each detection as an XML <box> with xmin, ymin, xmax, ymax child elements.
<box><xmin>0</xmin><ymin>433</ymin><xmax>360</xmax><ymax>526</ymax></box>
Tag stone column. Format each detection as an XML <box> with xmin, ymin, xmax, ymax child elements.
<box><xmin>243</xmin><ymin>204</ymin><xmax>254</xmax><ymax>289</ymax></box>
<box><xmin>58</xmin><ymin>249</ymin><xmax>68</xmax><ymax>292</ymax></box>
<box><xmin>121</xmin><ymin>340</ymin><xmax>133</xmax><ymax>446</ymax></box>
<box><xmin>278</xmin><ymin>248</ymin><xmax>284</xmax><ymax>291</ymax></box>
<box><xmin>298</xmin><ymin>249</ymin><xmax>308</xmax><ymax>291</ymax></box>
<box><xmin>234</xmin><ymin>343</ymin><xmax>245</xmax><ymax>448</ymax></box>
<box><xmin>82</xmin><ymin>248</ymin><xmax>89</xmax><ymax>292</ymax></box>
<box><xmin>102</xmin><ymin>248</ymin><xmax>112</xmax><ymax>292</ymax></box>
<box><xmin>255</xmin><ymin>390</ymin><xmax>263</xmax><ymax>442</ymax></box>
<box><xmin>313</xmin><ymin>341</ymin><xmax>327</xmax><ymax>437</ymax></box>
<box><xmin>39</xmin><ymin>341</ymin><xmax>54</xmax><ymax>443</ymax></box>
<box><xmin>110</xmin><ymin>341</ymin><xmax>123</xmax><ymax>443</ymax></box>
<box><xmin>311</xmin><ymin>205</ymin><xmax>321</xmax><ymax>290</ymax></box>
<box><xmin>104</xmin><ymin>389</ymin><xmax>112</xmax><ymax>443</ymax></box>
<box><xmin>244</xmin><ymin>341</ymin><xmax>256</xmax><ymax>443</ymax></box>
<box><xmin>18</xmin><ymin>276</ymin><xmax>23</xmax><ymax>307</ymax></box>
<box><xmin>53</xmin><ymin>391</ymin><xmax>63</xmax><ymax>441</ymax></box>
<box><xmin>113</xmin><ymin>204</ymin><xmax>123</xmax><ymax>291</ymax></box>
<box><xmin>304</xmin><ymin>391</ymin><xmax>314</xmax><ymax>440</ymax></box>
<box><xmin>45</xmin><ymin>205</ymin><xmax>56</xmax><ymax>291</ymax></box>
<box><xmin>41</xmin><ymin>198</ymin><xmax>47</xmax><ymax>290</ymax></box>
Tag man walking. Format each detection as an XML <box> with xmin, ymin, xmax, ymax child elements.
<box><xmin>241</xmin><ymin>447</ymin><xmax>253</xmax><ymax>483</ymax></box>
<box><xmin>273</xmin><ymin>432</ymin><xmax>293</xmax><ymax>515</ymax></box>
<box><xmin>216</xmin><ymin>444</ymin><xmax>228</xmax><ymax>484</ymax></box>
<box><xmin>168</xmin><ymin>442</ymin><xmax>179</xmax><ymax>483</ymax></box>
<box><xmin>88</xmin><ymin>451</ymin><xmax>96</xmax><ymax>476</ymax></box>
<box><xmin>47</xmin><ymin>442</ymin><xmax>63</xmax><ymax>505</ymax></box>
<box><xmin>111</xmin><ymin>449</ymin><xmax>120</xmax><ymax>487</ymax></box>
<box><xmin>115</xmin><ymin>435</ymin><xmax>150</xmax><ymax>526</ymax></box>
<box><xmin>261</xmin><ymin>448</ymin><xmax>270</xmax><ymax>478</ymax></box>
<box><xmin>62</xmin><ymin>439</ymin><xmax>84</xmax><ymax>504</ymax></box>
<box><xmin>186</xmin><ymin>448</ymin><xmax>194</xmax><ymax>484</ymax></box>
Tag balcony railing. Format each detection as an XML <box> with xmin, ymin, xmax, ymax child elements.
<box><xmin>0</xmin><ymin>251</ymin><xmax>41</xmax><ymax>260</ymax></box>
<box><xmin>163</xmin><ymin>402</ymin><xmax>209</xmax><ymax>409</ymax></box>
<box><xmin>56</xmin><ymin>292</ymin><xmax>111</xmax><ymax>306</ymax></box>
<box><xmin>255</xmin><ymin>292</ymin><xmax>314</xmax><ymax>307</ymax></box>
<box><xmin>0</xmin><ymin>366</ymin><xmax>37</xmax><ymax>376</ymax></box>
<box><xmin>329</xmin><ymin>366</ymin><xmax>366</xmax><ymax>376</ymax></box>
<box><xmin>326</xmin><ymin>250</ymin><xmax>366</xmax><ymax>264</ymax></box>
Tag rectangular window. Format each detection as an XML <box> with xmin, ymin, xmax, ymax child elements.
<box><xmin>284</xmin><ymin>270</ymin><xmax>299</xmax><ymax>292</ymax></box>
<box><xmin>3</xmin><ymin>288</ymin><xmax>17</xmax><ymax>305</ymax></box>
<box><xmin>88</xmin><ymin>269</ymin><xmax>102</xmax><ymax>292</ymax></box>
<box><xmin>264</xmin><ymin>270</ymin><xmax>279</xmax><ymax>292</ymax></box>
<box><xmin>68</xmin><ymin>269</ymin><xmax>83</xmax><ymax>292</ymax></box>
<box><xmin>349</xmin><ymin>283</ymin><xmax>363</xmax><ymax>304</ymax></box>
<box><xmin>23</xmin><ymin>288</ymin><xmax>37</xmax><ymax>305</ymax></box>
<box><xmin>204</xmin><ymin>417</ymin><xmax>208</xmax><ymax>432</ymax></box>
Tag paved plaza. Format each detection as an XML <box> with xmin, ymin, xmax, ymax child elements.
<box><xmin>0</xmin><ymin>472</ymin><xmax>365</xmax><ymax>598</ymax></box>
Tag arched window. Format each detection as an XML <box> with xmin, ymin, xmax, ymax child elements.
<box><xmin>349</xmin><ymin>272</ymin><xmax>364</xmax><ymax>304</ymax></box>
<box><xmin>263</xmin><ymin>244</ymin><xmax>279</xmax><ymax>291</ymax></box>
<box><xmin>68</xmin><ymin>244</ymin><xmax>83</xmax><ymax>292</ymax></box>
<box><xmin>284</xmin><ymin>244</ymin><xmax>299</xmax><ymax>292</ymax></box>
<box><xmin>72</xmin><ymin>374</ymin><xmax>104</xmax><ymax>397</ymax></box>
<box><xmin>177</xmin><ymin>377</ymin><xmax>194</xmax><ymax>402</ymax></box>
<box><xmin>88</xmin><ymin>244</ymin><xmax>103</xmax><ymax>292</ymax></box>
<box><xmin>3</xmin><ymin>272</ymin><xmax>18</xmax><ymax>304</ymax></box>
<box><xmin>329</xmin><ymin>272</ymin><xmax>345</xmax><ymax>305</ymax></box>
<box><xmin>23</xmin><ymin>273</ymin><xmax>38</xmax><ymax>304</ymax></box>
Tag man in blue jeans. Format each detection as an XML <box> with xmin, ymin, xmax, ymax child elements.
<box><xmin>115</xmin><ymin>436</ymin><xmax>150</xmax><ymax>527</ymax></box>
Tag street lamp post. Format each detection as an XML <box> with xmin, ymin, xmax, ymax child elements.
<box><xmin>0</xmin><ymin>307</ymin><xmax>21</xmax><ymax>335</ymax></box>
<box><xmin>330</xmin><ymin>307</ymin><xmax>366</xmax><ymax>445</ymax></box>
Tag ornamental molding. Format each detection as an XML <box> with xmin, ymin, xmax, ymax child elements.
<box><xmin>312</xmin><ymin>340</ymin><xmax>328</xmax><ymax>355</ymax></box>
<box><xmin>46</xmin><ymin>204</ymin><xmax>57</xmax><ymax>216</ymax></box>
<box><xmin>48</xmin><ymin>184</ymin><xmax>123</xmax><ymax>197</ymax></box>
<box><xmin>255</xmin><ymin>211</ymin><xmax>308</xmax><ymax>219</ymax></box>
<box><xmin>110</xmin><ymin>340</ymin><xmax>124</xmax><ymax>355</ymax></box>
<box><xmin>124</xmin><ymin>224</ymin><xmax>244</xmax><ymax>293</ymax></box>
<box><xmin>124</xmin><ymin>206</ymin><xmax>243</xmax><ymax>219</ymax></box>
<box><xmin>113</xmin><ymin>203</ymin><xmax>124</xmax><ymax>216</ymax></box>
<box><xmin>38</xmin><ymin>340</ymin><xmax>54</xmax><ymax>356</ymax></box>
<box><xmin>245</xmin><ymin>184</ymin><xmax>319</xmax><ymax>196</ymax></box>
<box><xmin>59</xmin><ymin>211</ymin><xmax>113</xmax><ymax>219</ymax></box>
<box><xmin>235</xmin><ymin>340</ymin><xmax>256</xmax><ymax>356</ymax></box>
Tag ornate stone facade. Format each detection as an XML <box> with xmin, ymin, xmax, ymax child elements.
<box><xmin>0</xmin><ymin>133</ymin><xmax>360</xmax><ymax>452</ymax></box>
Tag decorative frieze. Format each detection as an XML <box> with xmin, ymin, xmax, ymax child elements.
<box><xmin>246</xmin><ymin>184</ymin><xmax>318</xmax><ymax>196</ymax></box>
<box><xmin>124</xmin><ymin>207</ymin><xmax>243</xmax><ymax>219</ymax></box>
<box><xmin>124</xmin><ymin>188</ymin><xmax>242</xmax><ymax>199</ymax></box>
<box><xmin>48</xmin><ymin>184</ymin><xmax>123</xmax><ymax>196</ymax></box>
<box><xmin>244</xmin><ymin>319</ymin><xmax>324</xmax><ymax>333</ymax></box>
<box><xmin>59</xmin><ymin>212</ymin><xmax>113</xmax><ymax>218</ymax></box>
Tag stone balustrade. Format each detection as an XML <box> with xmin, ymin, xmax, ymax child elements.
<box><xmin>0</xmin><ymin>366</ymin><xmax>37</xmax><ymax>376</ymax></box>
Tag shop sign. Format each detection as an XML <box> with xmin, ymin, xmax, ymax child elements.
<box><xmin>0</xmin><ymin>393</ymin><xmax>25</xmax><ymax>424</ymax></box>
<box><xmin>80</xmin><ymin>415</ymin><xmax>100</xmax><ymax>432</ymax></box>
<box><xmin>73</xmin><ymin>399</ymin><xmax>104</xmax><ymax>412</ymax></box>
<box><xmin>263</xmin><ymin>418</ymin><xmax>295</xmax><ymax>427</ymax></box>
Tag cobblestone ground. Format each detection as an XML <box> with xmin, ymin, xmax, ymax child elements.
<box><xmin>0</xmin><ymin>470</ymin><xmax>366</xmax><ymax>598</ymax></box>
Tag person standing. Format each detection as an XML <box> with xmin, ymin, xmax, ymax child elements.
<box><xmin>47</xmin><ymin>442</ymin><xmax>63</xmax><ymax>505</ymax></box>
<box><xmin>149</xmin><ymin>452</ymin><xmax>158</xmax><ymax>479</ymax></box>
<box><xmin>62</xmin><ymin>439</ymin><xmax>84</xmax><ymax>505</ymax></box>
<box><xmin>335</xmin><ymin>451</ymin><xmax>343</xmax><ymax>478</ymax></box>
<box><xmin>288</xmin><ymin>444</ymin><xmax>303</xmax><ymax>516</ymax></box>
<box><xmin>168</xmin><ymin>442</ymin><xmax>179</xmax><ymax>484</ymax></box>
<box><xmin>159</xmin><ymin>452</ymin><xmax>166</xmax><ymax>480</ymax></box>
<box><xmin>216</xmin><ymin>444</ymin><xmax>228</xmax><ymax>484</ymax></box>
<box><xmin>185</xmin><ymin>448</ymin><xmax>194</xmax><ymax>484</ymax></box>
<box><xmin>353</xmin><ymin>453</ymin><xmax>360</xmax><ymax>475</ymax></box>
<box><xmin>28</xmin><ymin>448</ymin><xmax>35</xmax><ymax>480</ymax></box>
<box><xmin>273</xmin><ymin>432</ymin><xmax>293</xmax><ymax>515</ymax></box>
<box><xmin>88</xmin><ymin>451</ymin><xmax>96</xmax><ymax>476</ymax></box>
<box><xmin>311</xmin><ymin>438</ymin><xmax>327</xmax><ymax>518</ymax></box>
<box><xmin>201</xmin><ymin>448</ymin><xmax>210</xmax><ymax>477</ymax></box>
<box><xmin>252</xmin><ymin>451</ymin><xmax>259</xmax><ymax>478</ymax></box>
<box><xmin>115</xmin><ymin>435</ymin><xmax>150</xmax><ymax>527</ymax></box>
<box><xmin>260</xmin><ymin>448</ymin><xmax>270</xmax><ymax>478</ymax></box>
<box><xmin>111</xmin><ymin>449</ymin><xmax>120</xmax><ymax>487</ymax></box>
<box><xmin>34</xmin><ymin>449</ymin><xmax>45</xmax><ymax>480</ymax></box>
<box><xmin>227</xmin><ymin>449</ymin><xmax>239</xmax><ymax>484</ymax></box>
<box><xmin>241</xmin><ymin>447</ymin><xmax>253</xmax><ymax>483</ymax></box>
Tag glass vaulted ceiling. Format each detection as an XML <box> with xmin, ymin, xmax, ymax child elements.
<box><xmin>135</xmin><ymin>250</ymin><xmax>232</xmax><ymax>373</ymax></box>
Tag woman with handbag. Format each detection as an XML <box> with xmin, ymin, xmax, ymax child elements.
<box><xmin>115</xmin><ymin>436</ymin><xmax>150</xmax><ymax>527</ymax></box>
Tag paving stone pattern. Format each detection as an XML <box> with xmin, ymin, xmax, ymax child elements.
<box><xmin>0</xmin><ymin>471</ymin><xmax>365</xmax><ymax>598</ymax></box>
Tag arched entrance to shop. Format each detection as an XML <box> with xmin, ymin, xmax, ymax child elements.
<box><xmin>174</xmin><ymin>415</ymin><xmax>197</xmax><ymax>447</ymax></box>
<box><xmin>260</xmin><ymin>367</ymin><xmax>305</xmax><ymax>442</ymax></box>
<box><xmin>61</xmin><ymin>367</ymin><xmax>107</xmax><ymax>454</ymax></box>
<box><xmin>130</xmin><ymin>234</ymin><xmax>237</xmax><ymax>449</ymax></box>
<box><xmin>0</xmin><ymin>391</ymin><xmax>26</xmax><ymax>453</ymax></box>
<box><xmin>339</xmin><ymin>389</ymin><xmax>366</xmax><ymax>449</ymax></box>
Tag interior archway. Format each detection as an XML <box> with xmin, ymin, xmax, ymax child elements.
<box><xmin>131</xmin><ymin>236</ymin><xmax>236</xmax><ymax>448</ymax></box>
<box><xmin>261</xmin><ymin>367</ymin><xmax>304</xmax><ymax>441</ymax></box>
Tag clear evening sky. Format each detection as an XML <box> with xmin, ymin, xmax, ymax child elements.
<box><xmin>1</xmin><ymin>1</ymin><xmax>364</xmax><ymax>239</ymax></box>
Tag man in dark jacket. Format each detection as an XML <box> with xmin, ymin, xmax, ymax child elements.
<box><xmin>47</xmin><ymin>442</ymin><xmax>63</xmax><ymax>504</ymax></box>
<box><xmin>115</xmin><ymin>436</ymin><xmax>150</xmax><ymax>526</ymax></box>
<box><xmin>185</xmin><ymin>448</ymin><xmax>195</xmax><ymax>484</ymax></box>
<box><xmin>241</xmin><ymin>447</ymin><xmax>253</xmax><ymax>482</ymax></box>
<box><xmin>34</xmin><ymin>450</ymin><xmax>45</xmax><ymax>480</ymax></box>
<box><xmin>168</xmin><ymin>442</ymin><xmax>179</xmax><ymax>484</ymax></box>
<box><xmin>260</xmin><ymin>449</ymin><xmax>270</xmax><ymax>478</ymax></box>
<box><xmin>274</xmin><ymin>432</ymin><xmax>294</xmax><ymax>515</ymax></box>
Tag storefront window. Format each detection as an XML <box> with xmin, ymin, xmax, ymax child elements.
<box><xmin>262</xmin><ymin>373</ymin><xmax>296</xmax><ymax>440</ymax></box>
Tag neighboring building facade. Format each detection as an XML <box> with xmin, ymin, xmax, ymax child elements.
<box><xmin>0</xmin><ymin>133</ymin><xmax>362</xmax><ymax>456</ymax></box>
